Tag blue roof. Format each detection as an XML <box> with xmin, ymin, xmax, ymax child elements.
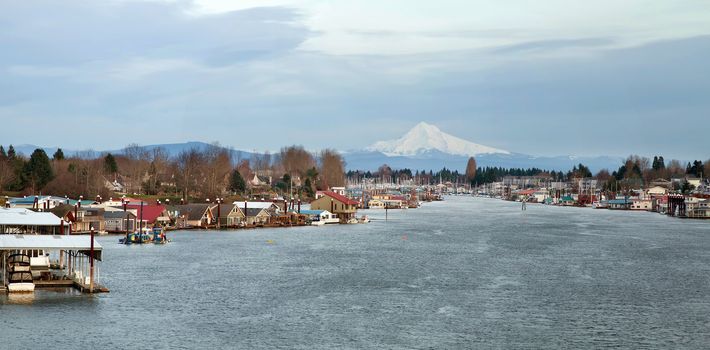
<box><xmin>66</xmin><ymin>199</ymin><xmax>96</xmax><ymax>206</ymax></box>
<box><xmin>608</xmin><ymin>199</ymin><xmax>631</xmax><ymax>204</ymax></box>
<box><xmin>9</xmin><ymin>196</ymin><xmax>67</xmax><ymax>204</ymax></box>
<box><xmin>298</xmin><ymin>210</ymin><xmax>325</xmax><ymax>215</ymax></box>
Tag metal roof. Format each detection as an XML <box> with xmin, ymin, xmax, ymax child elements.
<box><xmin>0</xmin><ymin>208</ymin><xmax>67</xmax><ymax>226</ymax></box>
<box><xmin>233</xmin><ymin>202</ymin><xmax>278</xmax><ymax>209</ymax></box>
<box><xmin>0</xmin><ymin>235</ymin><xmax>102</xmax><ymax>260</ymax></box>
<box><xmin>298</xmin><ymin>210</ymin><xmax>326</xmax><ymax>215</ymax></box>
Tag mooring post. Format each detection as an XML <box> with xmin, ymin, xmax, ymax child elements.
<box><xmin>89</xmin><ymin>227</ymin><xmax>94</xmax><ymax>293</ymax></box>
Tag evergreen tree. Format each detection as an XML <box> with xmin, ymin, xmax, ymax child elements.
<box><xmin>104</xmin><ymin>153</ymin><xmax>118</xmax><ymax>174</ymax></box>
<box><xmin>53</xmin><ymin>148</ymin><xmax>65</xmax><ymax>160</ymax></box>
<box><xmin>228</xmin><ymin>169</ymin><xmax>246</xmax><ymax>194</ymax></box>
<box><xmin>21</xmin><ymin>149</ymin><xmax>54</xmax><ymax>192</ymax></box>
<box><xmin>7</xmin><ymin>145</ymin><xmax>16</xmax><ymax>160</ymax></box>
<box><xmin>303</xmin><ymin>178</ymin><xmax>315</xmax><ymax>198</ymax></box>
<box><xmin>0</xmin><ymin>146</ymin><xmax>6</xmax><ymax>159</ymax></box>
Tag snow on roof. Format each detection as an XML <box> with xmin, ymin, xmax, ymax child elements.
<box><xmin>0</xmin><ymin>208</ymin><xmax>66</xmax><ymax>226</ymax></box>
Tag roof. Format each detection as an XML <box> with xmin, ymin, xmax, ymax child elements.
<box><xmin>126</xmin><ymin>204</ymin><xmax>167</xmax><ymax>223</ymax></box>
<box><xmin>0</xmin><ymin>208</ymin><xmax>67</xmax><ymax>226</ymax></box>
<box><xmin>66</xmin><ymin>199</ymin><xmax>98</xmax><ymax>206</ymax></box>
<box><xmin>0</xmin><ymin>235</ymin><xmax>102</xmax><ymax>260</ymax></box>
<box><xmin>608</xmin><ymin>199</ymin><xmax>631</xmax><ymax>204</ymax></box>
<box><xmin>245</xmin><ymin>208</ymin><xmax>269</xmax><ymax>217</ymax></box>
<box><xmin>321</xmin><ymin>191</ymin><xmax>359</xmax><ymax>206</ymax></box>
<box><xmin>211</xmin><ymin>204</ymin><xmax>240</xmax><ymax>215</ymax></box>
<box><xmin>104</xmin><ymin>211</ymin><xmax>136</xmax><ymax>219</ymax></box>
<box><xmin>233</xmin><ymin>201</ymin><xmax>278</xmax><ymax>210</ymax></box>
<box><xmin>166</xmin><ymin>204</ymin><xmax>211</xmax><ymax>221</ymax></box>
<box><xmin>298</xmin><ymin>210</ymin><xmax>326</xmax><ymax>215</ymax></box>
<box><xmin>50</xmin><ymin>203</ymin><xmax>75</xmax><ymax>219</ymax></box>
<box><xmin>9</xmin><ymin>196</ymin><xmax>68</xmax><ymax>205</ymax></box>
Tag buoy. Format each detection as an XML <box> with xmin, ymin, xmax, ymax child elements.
<box><xmin>266</xmin><ymin>240</ymin><xmax>274</xmax><ymax>244</ymax></box>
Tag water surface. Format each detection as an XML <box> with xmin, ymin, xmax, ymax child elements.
<box><xmin>2</xmin><ymin>197</ymin><xmax>710</xmax><ymax>348</ymax></box>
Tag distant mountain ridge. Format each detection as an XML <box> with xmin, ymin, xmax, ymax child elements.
<box><xmin>9</xmin><ymin>123</ymin><xmax>627</xmax><ymax>172</ymax></box>
<box><xmin>9</xmin><ymin>142</ymin><xmax>256</xmax><ymax>163</ymax></box>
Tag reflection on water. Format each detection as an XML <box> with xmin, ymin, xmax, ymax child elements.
<box><xmin>2</xmin><ymin>197</ymin><xmax>710</xmax><ymax>349</ymax></box>
<box><xmin>5</xmin><ymin>293</ymin><xmax>35</xmax><ymax>305</ymax></box>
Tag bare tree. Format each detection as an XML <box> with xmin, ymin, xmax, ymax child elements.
<box><xmin>176</xmin><ymin>148</ymin><xmax>205</xmax><ymax>200</ymax></box>
<box><xmin>201</xmin><ymin>143</ymin><xmax>232</xmax><ymax>199</ymax></box>
<box><xmin>279</xmin><ymin>145</ymin><xmax>316</xmax><ymax>178</ymax></box>
<box><xmin>318</xmin><ymin>149</ymin><xmax>346</xmax><ymax>190</ymax></box>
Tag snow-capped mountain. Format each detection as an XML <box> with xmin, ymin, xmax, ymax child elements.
<box><xmin>366</xmin><ymin>122</ymin><xmax>509</xmax><ymax>157</ymax></box>
<box><xmin>346</xmin><ymin>121</ymin><xmax>624</xmax><ymax>172</ymax></box>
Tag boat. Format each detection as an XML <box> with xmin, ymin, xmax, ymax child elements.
<box><xmin>8</xmin><ymin>271</ymin><xmax>35</xmax><ymax>293</ymax></box>
<box><xmin>310</xmin><ymin>219</ymin><xmax>326</xmax><ymax>226</ymax></box>
<box><xmin>151</xmin><ymin>227</ymin><xmax>170</xmax><ymax>244</ymax></box>
<box><xmin>119</xmin><ymin>227</ymin><xmax>169</xmax><ymax>244</ymax></box>
<box><xmin>359</xmin><ymin>215</ymin><xmax>370</xmax><ymax>223</ymax></box>
<box><xmin>7</xmin><ymin>253</ymin><xmax>34</xmax><ymax>293</ymax></box>
<box><xmin>592</xmin><ymin>201</ymin><xmax>609</xmax><ymax>209</ymax></box>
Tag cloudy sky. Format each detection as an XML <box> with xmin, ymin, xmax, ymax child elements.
<box><xmin>2</xmin><ymin>0</ymin><xmax>709</xmax><ymax>159</ymax></box>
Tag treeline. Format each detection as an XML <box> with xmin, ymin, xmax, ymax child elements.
<box><xmin>0</xmin><ymin>143</ymin><xmax>346</xmax><ymax>201</ymax></box>
<box><xmin>346</xmin><ymin>164</ymin><xmax>554</xmax><ymax>185</ymax></box>
<box><xmin>599</xmin><ymin>155</ymin><xmax>709</xmax><ymax>192</ymax></box>
<box><xmin>344</xmin><ymin>154</ymin><xmax>709</xmax><ymax>189</ymax></box>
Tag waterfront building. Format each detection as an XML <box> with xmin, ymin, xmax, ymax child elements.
<box><xmin>166</xmin><ymin>204</ymin><xmax>213</xmax><ymax>228</ymax></box>
<box><xmin>687</xmin><ymin>199</ymin><xmax>710</xmax><ymax>218</ymax></box>
<box><xmin>210</xmin><ymin>204</ymin><xmax>245</xmax><ymax>227</ymax></box>
<box><xmin>104</xmin><ymin>210</ymin><xmax>137</xmax><ymax>232</ymax></box>
<box><xmin>244</xmin><ymin>207</ymin><xmax>271</xmax><ymax>226</ymax></box>
<box><xmin>631</xmin><ymin>198</ymin><xmax>653</xmax><ymax>211</ymax></box>
<box><xmin>608</xmin><ymin>198</ymin><xmax>632</xmax><ymax>210</ymax></box>
<box><xmin>309</xmin><ymin>191</ymin><xmax>358</xmax><ymax>223</ymax></box>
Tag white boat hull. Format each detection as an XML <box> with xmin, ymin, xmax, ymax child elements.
<box><xmin>8</xmin><ymin>282</ymin><xmax>35</xmax><ymax>293</ymax></box>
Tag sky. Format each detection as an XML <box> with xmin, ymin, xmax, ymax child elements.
<box><xmin>1</xmin><ymin>0</ymin><xmax>710</xmax><ymax>159</ymax></box>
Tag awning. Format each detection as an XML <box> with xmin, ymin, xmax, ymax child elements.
<box><xmin>0</xmin><ymin>235</ymin><xmax>102</xmax><ymax>260</ymax></box>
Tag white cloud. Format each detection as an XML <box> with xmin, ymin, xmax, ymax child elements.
<box><xmin>188</xmin><ymin>0</ymin><xmax>710</xmax><ymax>55</ymax></box>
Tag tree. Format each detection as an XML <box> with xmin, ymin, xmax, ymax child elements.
<box><xmin>21</xmin><ymin>149</ymin><xmax>54</xmax><ymax>193</ymax></box>
<box><xmin>0</xmin><ymin>154</ymin><xmax>14</xmax><ymax>194</ymax></box>
<box><xmin>318</xmin><ymin>149</ymin><xmax>346</xmax><ymax>190</ymax></box>
<box><xmin>7</xmin><ymin>145</ymin><xmax>16</xmax><ymax>160</ymax></box>
<box><xmin>279</xmin><ymin>145</ymin><xmax>316</xmax><ymax>178</ymax></box>
<box><xmin>142</xmin><ymin>161</ymin><xmax>161</xmax><ymax>195</ymax></box>
<box><xmin>104</xmin><ymin>153</ymin><xmax>118</xmax><ymax>174</ymax></box>
<box><xmin>0</xmin><ymin>146</ymin><xmax>5</xmax><ymax>158</ymax></box>
<box><xmin>465</xmin><ymin>157</ymin><xmax>477</xmax><ymax>182</ymax></box>
<box><xmin>229</xmin><ymin>169</ymin><xmax>246</xmax><ymax>194</ymax></box>
<box><xmin>303</xmin><ymin>178</ymin><xmax>315</xmax><ymax>198</ymax></box>
<box><xmin>53</xmin><ymin>148</ymin><xmax>65</xmax><ymax>161</ymax></box>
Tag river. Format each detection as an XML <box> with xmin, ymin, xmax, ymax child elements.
<box><xmin>2</xmin><ymin>196</ymin><xmax>710</xmax><ymax>348</ymax></box>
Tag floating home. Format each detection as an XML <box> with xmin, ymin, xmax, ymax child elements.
<box><xmin>0</xmin><ymin>208</ymin><xmax>107</xmax><ymax>294</ymax></box>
